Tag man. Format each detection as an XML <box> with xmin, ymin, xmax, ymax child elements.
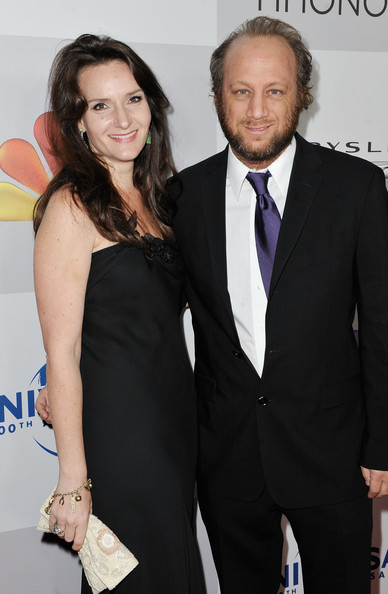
<box><xmin>170</xmin><ymin>16</ymin><xmax>388</xmax><ymax>594</ymax></box>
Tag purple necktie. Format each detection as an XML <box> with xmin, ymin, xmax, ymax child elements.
<box><xmin>246</xmin><ymin>171</ymin><xmax>281</xmax><ymax>296</ymax></box>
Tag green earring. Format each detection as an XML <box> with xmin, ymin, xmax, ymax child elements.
<box><xmin>146</xmin><ymin>131</ymin><xmax>152</xmax><ymax>145</ymax></box>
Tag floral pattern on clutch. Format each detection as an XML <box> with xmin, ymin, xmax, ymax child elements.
<box><xmin>96</xmin><ymin>528</ymin><xmax>121</xmax><ymax>555</ymax></box>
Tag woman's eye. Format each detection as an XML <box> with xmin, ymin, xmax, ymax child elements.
<box><xmin>92</xmin><ymin>103</ymin><xmax>107</xmax><ymax>111</ymax></box>
<box><xmin>128</xmin><ymin>95</ymin><xmax>142</xmax><ymax>104</ymax></box>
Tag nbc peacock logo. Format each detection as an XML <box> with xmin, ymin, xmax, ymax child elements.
<box><xmin>0</xmin><ymin>112</ymin><xmax>59</xmax><ymax>221</ymax></box>
<box><xmin>0</xmin><ymin>363</ymin><xmax>57</xmax><ymax>456</ymax></box>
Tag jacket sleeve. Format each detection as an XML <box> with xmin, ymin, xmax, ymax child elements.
<box><xmin>357</xmin><ymin>167</ymin><xmax>388</xmax><ymax>469</ymax></box>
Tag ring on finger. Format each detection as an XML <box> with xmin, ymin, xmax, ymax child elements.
<box><xmin>52</xmin><ymin>523</ymin><xmax>63</xmax><ymax>535</ymax></box>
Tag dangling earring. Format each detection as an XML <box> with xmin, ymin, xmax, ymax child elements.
<box><xmin>146</xmin><ymin>130</ymin><xmax>151</xmax><ymax>145</ymax></box>
<box><xmin>80</xmin><ymin>128</ymin><xmax>89</xmax><ymax>148</ymax></box>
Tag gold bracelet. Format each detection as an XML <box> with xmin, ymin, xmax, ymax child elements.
<box><xmin>45</xmin><ymin>478</ymin><xmax>92</xmax><ymax>514</ymax></box>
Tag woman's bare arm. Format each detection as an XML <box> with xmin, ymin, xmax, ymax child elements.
<box><xmin>34</xmin><ymin>190</ymin><xmax>96</xmax><ymax>550</ymax></box>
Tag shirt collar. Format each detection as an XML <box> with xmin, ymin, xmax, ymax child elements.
<box><xmin>227</xmin><ymin>136</ymin><xmax>296</xmax><ymax>201</ymax></box>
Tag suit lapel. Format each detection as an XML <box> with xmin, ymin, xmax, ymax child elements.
<box><xmin>191</xmin><ymin>136</ymin><xmax>322</xmax><ymax>359</ymax></box>
<box><xmin>269</xmin><ymin>134</ymin><xmax>323</xmax><ymax>298</ymax></box>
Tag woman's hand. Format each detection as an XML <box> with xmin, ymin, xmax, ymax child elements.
<box><xmin>36</xmin><ymin>386</ymin><xmax>52</xmax><ymax>423</ymax></box>
<box><xmin>49</xmin><ymin>479</ymin><xmax>92</xmax><ymax>551</ymax></box>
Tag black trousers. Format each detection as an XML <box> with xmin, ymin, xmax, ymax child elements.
<box><xmin>199</xmin><ymin>487</ymin><xmax>372</xmax><ymax>594</ymax></box>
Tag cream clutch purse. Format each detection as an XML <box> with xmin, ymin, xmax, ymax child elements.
<box><xmin>37</xmin><ymin>491</ymin><xmax>139</xmax><ymax>594</ymax></box>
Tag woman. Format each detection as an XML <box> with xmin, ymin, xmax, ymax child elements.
<box><xmin>34</xmin><ymin>34</ymin><xmax>204</xmax><ymax>593</ymax></box>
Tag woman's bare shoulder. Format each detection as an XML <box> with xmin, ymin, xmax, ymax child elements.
<box><xmin>36</xmin><ymin>187</ymin><xmax>98</xmax><ymax>251</ymax></box>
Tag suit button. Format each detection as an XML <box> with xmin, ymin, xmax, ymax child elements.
<box><xmin>257</xmin><ymin>396</ymin><xmax>268</xmax><ymax>406</ymax></box>
<box><xmin>232</xmin><ymin>350</ymin><xmax>242</xmax><ymax>359</ymax></box>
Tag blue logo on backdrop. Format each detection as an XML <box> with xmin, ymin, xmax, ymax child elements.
<box><xmin>0</xmin><ymin>363</ymin><xmax>57</xmax><ymax>456</ymax></box>
<box><xmin>277</xmin><ymin>546</ymin><xmax>384</xmax><ymax>591</ymax></box>
<box><xmin>279</xmin><ymin>553</ymin><xmax>301</xmax><ymax>594</ymax></box>
<box><xmin>371</xmin><ymin>546</ymin><xmax>388</xmax><ymax>581</ymax></box>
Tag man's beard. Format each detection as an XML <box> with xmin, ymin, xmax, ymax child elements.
<box><xmin>216</xmin><ymin>97</ymin><xmax>301</xmax><ymax>166</ymax></box>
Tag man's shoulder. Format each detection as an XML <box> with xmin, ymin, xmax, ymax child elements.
<box><xmin>296</xmin><ymin>133</ymin><xmax>381</xmax><ymax>176</ymax></box>
<box><xmin>167</xmin><ymin>148</ymin><xmax>228</xmax><ymax>201</ymax></box>
<box><xmin>179</xmin><ymin>148</ymin><xmax>228</xmax><ymax>180</ymax></box>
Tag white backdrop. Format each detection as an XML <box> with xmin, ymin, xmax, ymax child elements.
<box><xmin>1</xmin><ymin>1</ymin><xmax>387</xmax><ymax>592</ymax></box>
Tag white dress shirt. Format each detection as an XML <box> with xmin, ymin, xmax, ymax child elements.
<box><xmin>225</xmin><ymin>138</ymin><xmax>296</xmax><ymax>375</ymax></box>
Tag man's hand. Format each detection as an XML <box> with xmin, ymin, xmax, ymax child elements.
<box><xmin>361</xmin><ymin>466</ymin><xmax>388</xmax><ymax>498</ymax></box>
<box><xmin>35</xmin><ymin>386</ymin><xmax>52</xmax><ymax>423</ymax></box>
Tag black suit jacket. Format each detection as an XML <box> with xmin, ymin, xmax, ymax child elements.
<box><xmin>171</xmin><ymin>133</ymin><xmax>388</xmax><ymax>508</ymax></box>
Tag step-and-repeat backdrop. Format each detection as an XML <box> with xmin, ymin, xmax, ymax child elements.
<box><xmin>1</xmin><ymin>1</ymin><xmax>387</xmax><ymax>592</ymax></box>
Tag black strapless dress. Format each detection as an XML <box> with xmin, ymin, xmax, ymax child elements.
<box><xmin>79</xmin><ymin>237</ymin><xmax>204</xmax><ymax>593</ymax></box>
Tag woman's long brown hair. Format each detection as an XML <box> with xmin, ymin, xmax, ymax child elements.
<box><xmin>33</xmin><ymin>34</ymin><xmax>177</xmax><ymax>246</ymax></box>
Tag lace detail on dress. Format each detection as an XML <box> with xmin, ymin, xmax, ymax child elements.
<box><xmin>143</xmin><ymin>234</ymin><xmax>176</xmax><ymax>264</ymax></box>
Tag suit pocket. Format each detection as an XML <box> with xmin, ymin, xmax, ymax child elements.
<box><xmin>320</xmin><ymin>374</ymin><xmax>362</xmax><ymax>409</ymax></box>
<box><xmin>195</xmin><ymin>371</ymin><xmax>216</xmax><ymax>402</ymax></box>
